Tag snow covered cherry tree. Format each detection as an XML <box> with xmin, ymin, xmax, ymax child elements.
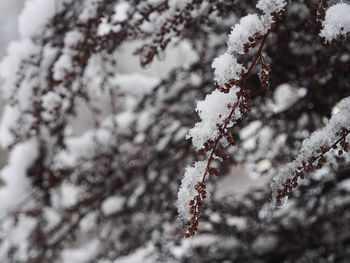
<box><xmin>0</xmin><ymin>0</ymin><xmax>350</xmax><ymax>262</ymax></box>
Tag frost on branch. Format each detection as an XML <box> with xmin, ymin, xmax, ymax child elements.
<box><xmin>320</xmin><ymin>3</ymin><xmax>350</xmax><ymax>42</ymax></box>
<box><xmin>272</xmin><ymin>96</ymin><xmax>350</xmax><ymax>207</ymax></box>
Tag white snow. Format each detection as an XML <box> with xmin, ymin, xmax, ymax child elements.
<box><xmin>251</xmin><ymin>235</ymin><xmax>278</xmax><ymax>255</ymax></box>
<box><xmin>79</xmin><ymin>212</ymin><xmax>97</xmax><ymax>233</ymax></box>
<box><xmin>55</xmin><ymin>126</ymin><xmax>113</xmax><ymax>168</ymax></box>
<box><xmin>168</xmin><ymin>0</ymin><xmax>191</xmax><ymax>10</ymax></box>
<box><xmin>58</xmin><ymin>182</ymin><xmax>80</xmax><ymax>208</ymax></box>
<box><xmin>43</xmin><ymin>208</ymin><xmax>61</xmax><ymax>230</ymax></box>
<box><xmin>42</xmin><ymin>91</ymin><xmax>61</xmax><ymax>111</ymax></box>
<box><xmin>270</xmin><ymin>84</ymin><xmax>307</xmax><ymax>113</ymax></box>
<box><xmin>212</xmin><ymin>53</ymin><xmax>245</xmax><ymax>86</ymax></box>
<box><xmin>177</xmin><ymin>161</ymin><xmax>207</xmax><ymax>221</ymax></box>
<box><xmin>257</xmin><ymin>0</ymin><xmax>287</xmax><ymax>21</ymax></box>
<box><xmin>339</xmin><ymin>178</ymin><xmax>350</xmax><ymax>192</ymax></box>
<box><xmin>64</xmin><ymin>31</ymin><xmax>84</xmax><ymax>47</ymax></box>
<box><xmin>115</xmin><ymin>243</ymin><xmax>157</xmax><ymax>263</ymax></box>
<box><xmin>0</xmin><ymin>39</ymin><xmax>39</xmax><ymax>100</ymax></box>
<box><xmin>53</xmin><ymin>53</ymin><xmax>73</xmax><ymax>81</ymax></box>
<box><xmin>0</xmin><ymin>139</ymin><xmax>39</xmax><ymax>218</ymax></box>
<box><xmin>78</xmin><ymin>0</ymin><xmax>102</xmax><ymax>22</ymax></box>
<box><xmin>101</xmin><ymin>196</ymin><xmax>125</xmax><ymax>216</ymax></box>
<box><xmin>0</xmin><ymin>106</ymin><xmax>20</xmax><ymax>147</ymax></box>
<box><xmin>186</xmin><ymin>87</ymin><xmax>240</xmax><ymax>150</ymax></box>
<box><xmin>114</xmin><ymin>2</ymin><xmax>130</xmax><ymax>22</ymax></box>
<box><xmin>97</xmin><ymin>2</ymin><xmax>129</xmax><ymax>35</ymax></box>
<box><xmin>18</xmin><ymin>0</ymin><xmax>55</xmax><ymax>38</ymax></box>
<box><xmin>127</xmin><ymin>184</ymin><xmax>145</xmax><ymax>208</ymax></box>
<box><xmin>0</xmin><ymin>215</ymin><xmax>37</xmax><ymax>261</ymax></box>
<box><xmin>227</xmin><ymin>14</ymin><xmax>265</xmax><ymax>55</ymax></box>
<box><xmin>272</xmin><ymin>96</ymin><xmax>350</xmax><ymax>206</ymax></box>
<box><xmin>226</xmin><ymin>216</ymin><xmax>247</xmax><ymax>230</ymax></box>
<box><xmin>61</xmin><ymin>239</ymin><xmax>100</xmax><ymax>263</ymax></box>
<box><xmin>320</xmin><ymin>3</ymin><xmax>350</xmax><ymax>42</ymax></box>
<box><xmin>113</xmin><ymin>73</ymin><xmax>160</xmax><ymax>96</ymax></box>
<box><xmin>240</xmin><ymin>121</ymin><xmax>262</xmax><ymax>140</ymax></box>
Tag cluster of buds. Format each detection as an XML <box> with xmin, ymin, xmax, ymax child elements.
<box><xmin>223</xmin><ymin>129</ymin><xmax>237</xmax><ymax>147</ymax></box>
<box><xmin>219</xmin><ymin>77</ymin><xmax>242</xmax><ymax>94</ymax></box>
<box><xmin>275</xmin><ymin>127</ymin><xmax>350</xmax><ymax>206</ymax></box>
<box><xmin>336</xmin><ymin>127</ymin><xmax>350</xmax><ymax>155</ymax></box>
<box><xmin>206</xmin><ymin>166</ymin><xmax>221</xmax><ymax>177</ymax></box>
<box><xmin>238</xmin><ymin>90</ymin><xmax>252</xmax><ymax>119</ymax></box>
<box><xmin>271</xmin><ymin>10</ymin><xmax>286</xmax><ymax>27</ymax></box>
<box><xmin>338</xmin><ymin>141</ymin><xmax>350</xmax><ymax>155</ymax></box>
<box><xmin>243</xmin><ymin>32</ymin><xmax>264</xmax><ymax>54</ymax></box>
<box><xmin>275</xmin><ymin>155</ymin><xmax>324</xmax><ymax>206</ymax></box>
<box><xmin>196</xmin><ymin>139</ymin><xmax>215</xmax><ymax>154</ymax></box>
<box><xmin>316</xmin><ymin>0</ymin><xmax>329</xmax><ymax>21</ymax></box>
<box><xmin>214</xmin><ymin>146</ymin><xmax>231</xmax><ymax>163</ymax></box>
<box><xmin>184</xmin><ymin>181</ymin><xmax>207</xmax><ymax>238</ymax></box>
<box><xmin>258</xmin><ymin>55</ymin><xmax>271</xmax><ymax>90</ymax></box>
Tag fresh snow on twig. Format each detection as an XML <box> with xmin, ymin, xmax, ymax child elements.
<box><xmin>212</xmin><ymin>53</ymin><xmax>245</xmax><ymax>86</ymax></box>
<box><xmin>186</xmin><ymin>88</ymin><xmax>240</xmax><ymax>150</ymax></box>
<box><xmin>227</xmin><ymin>14</ymin><xmax>265</xmax><ymax>55</ymax></box>
<box><xmin>178</xmin><ymin>0</ymin><xmax>288</xmax><ymax>223</ymax></box>
<box><xmin>177</xmin><ymin>161</ymin><xmax>207</xmax><ymax>221</ymax></box>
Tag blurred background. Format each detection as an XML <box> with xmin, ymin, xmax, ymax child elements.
<box><xmin>0</xmin><ymin>0</ymin><xmax>25</xmax><ymax>168</ymax></box>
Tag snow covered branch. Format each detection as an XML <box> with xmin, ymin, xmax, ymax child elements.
<box><xmin>177</xmin><ymin>0</ymin><xmax>287</xmax><ymax>237</ymax></box>
<box><xmin>272</xmin><ymin>96</ymin><xmax>350</xmax><ymax>207</ymax></box>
